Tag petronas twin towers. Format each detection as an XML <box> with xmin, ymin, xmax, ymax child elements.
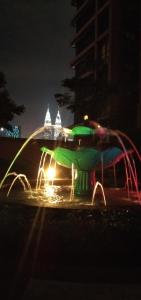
<box><xmin>44</xmin><ymin>106</ymin><xmax>62</xmax><ymax>140</ymax></box>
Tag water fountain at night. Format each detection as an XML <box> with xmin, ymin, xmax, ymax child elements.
<box><xmin>0</xmin><ymin>121</ymin><xmax>140</xmax><ymax>208</ymax></box>
<box><xmin>0</xmin><ymin>122</ymin><xmax>141</xmax><ymax>300</ymax></box>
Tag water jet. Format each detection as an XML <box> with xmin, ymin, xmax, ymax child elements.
<box><xmin>0</xmin><ymin>122</ymin><xmax>140</xmax><ymax>208</ymax></box>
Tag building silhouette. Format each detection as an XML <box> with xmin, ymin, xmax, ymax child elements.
<box><xmin>71</xmin><ymin>0</ymin><xmax>140</xmax><ymax>132</ymax></box>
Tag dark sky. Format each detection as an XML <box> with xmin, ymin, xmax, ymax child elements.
<box><xmin>0</xmin><ymin>0</ymin><xmax>74</xmax><ymax>137</ymax></box>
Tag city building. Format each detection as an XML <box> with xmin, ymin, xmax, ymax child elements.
<box><xmin>0</xmin><ymin>125</ymin><xmax>21</xmax><ymax>138</ymax></box>
<box><xmin>44</xmin><ymin>106</ymin><xmax>52</xmax><ymax>127</ymax></box>
<box><xmin>70</xmin><ymin>0</ymin><xmax>140</xmax><ymax>131</ymax></box>
<box><xmin>44</xmin><ymin>106</ymin><xmax>62</xmax><ymax>140</ymax></box>
<box><xmin>44</xmin><ymin>106</ymin><xmax>53</xmax><ymax>139</ymax></box>
<box><xmin>54</xmin><ymin>109</ymin><xmax>62</xmax><ymax>140</ymax></box>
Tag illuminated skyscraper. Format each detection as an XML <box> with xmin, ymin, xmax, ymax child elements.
<box><xmin>44</xmin><ymin>106</ymin><xmax>51</xmax><ymax>127</ymax></box>
<box><xmin>44</xmin><ymin>106</ymin><xmax>52</xmax><ymax>139</ymax></box>
<box><xmin>44</xmin><ymin>106</ymin><xmax>62</xmax><ymax>140</ymax></box>
<box><xmin>55</xmin><ymin>109</ymin><xmax>62</xmax><ymax>128</ymax></box>
<box><xmin>54</xmin><ymin>109</ymin><xmax>62</xmax><ymax>139</ymax></box>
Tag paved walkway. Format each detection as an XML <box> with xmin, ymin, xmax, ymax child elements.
<box><xmin>22</xmin><ymin>280</ymin><xmax>141</xmax><ymax>300</ymax></box>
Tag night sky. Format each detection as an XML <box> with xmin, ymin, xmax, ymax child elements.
<box><xmin>0</xmin><ymin>0</ymin><xmax>74</xmax><ymax>137</ymax></box>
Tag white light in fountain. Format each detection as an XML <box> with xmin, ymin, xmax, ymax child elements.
<box><xmin>43</xmin><ymin>185</ymin><xmax>63</xmax><ymax>203</ymax></box>
<box><xmin>74</xmin><ymin>169</ymin><xmax>77</xmax><ymax>179</ymax></box>
<box><xmin>46</xmin><ymin>167</ymin><xmax>56</xmax><ymax>180</ymax></box>
<box><xmin>44</xmin><ymin>185</ymin><xmax>55</xmax><ymax>197</ymax></box>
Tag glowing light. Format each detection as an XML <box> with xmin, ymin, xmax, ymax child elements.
<box><xmin>0</xmin><ymin>127</ymin><xmax>4</xmax><ymax>131</ymax></box>
<box><xmin>44</xmin><ymin>185</ymin><xmax>55</xmax><ymax>197</ymax></box>
<box><xmin>74</xmin><ymin>169</ymin><xmax>77</xmax><ymax>179</ymax></box>
<box><xmin>46</xmin><ymin>167</ymin><xmax>56</xmax><ymax>180</ymax></box>
<box><xmin>83</xmin><ymin>115</ymin><xmax>88</xmax><ymax>120</ymax></box>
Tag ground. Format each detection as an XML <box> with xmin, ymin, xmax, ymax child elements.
<box><xmin>0</xmin><ymin>198</ymin><xmax>141</xmax><ymax>299</ymax></box>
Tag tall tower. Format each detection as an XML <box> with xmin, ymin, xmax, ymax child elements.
<box><xmin>55</xmin><ymin>109</ymin><xmax>62</xmax><ymax>128</ymax></box>
<box><xmin>44</xmin><ymin>106</ymin><xmax>52</xmax><ymax>139</ymax></box>
<box><xmin>54</xmin><ymin>109</ymin><xmax>62</xmax><ymax>140</ymax></box>
<box><xmin>44</xmin><ymin>106</ymin><xmax>51</xmax><ymax>127</ymax></box>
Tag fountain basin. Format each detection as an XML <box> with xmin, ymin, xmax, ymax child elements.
<box><xmin>0</xmin><ymin>185</ymin><xmax>139</xmax><ymax>209</ymax></box>
<box><xmin>0</xmin><ymin>193</ymin><xmax>141</xmax><ymax>286</ymax></box>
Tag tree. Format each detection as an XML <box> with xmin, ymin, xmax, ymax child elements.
<box><xmin>0</xmin><ymin>72</ymin><xmax>25</xmax><ymax>130</ymax></box>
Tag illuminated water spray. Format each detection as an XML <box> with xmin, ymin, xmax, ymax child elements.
<box><xmin>92</xmin><ymin>181</ymin><xmax>106</xmax><ymax>206</ymax></box>
<box><xmin>7</xmin><ymin>174</ymin><xmax>32</xmax><ymax>197</ymax></box>
<box><xmin>0</xmin><ymin>123</ymin><xmax>140</xmax><ymax>206</ymax></box>
<box><xmin>0</xmin><ymin>126</ymin><xmax>46</xmax><ymax>189</ymax></box>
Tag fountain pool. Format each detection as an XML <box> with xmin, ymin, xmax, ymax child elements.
<box><xmin>0</xmin><ymin>122</ymin><xmax>140</xmax><ymax>209</ymax></box>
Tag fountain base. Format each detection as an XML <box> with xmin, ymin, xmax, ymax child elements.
<box><xmin>0</xmin><ymin>186</ymin><xmax>140</xmax><ymax>208</ymax></box>
<box><xmin>74</xmin><ymin>170</ymin><xmax>92</xmax><ymax>196</ymax></box>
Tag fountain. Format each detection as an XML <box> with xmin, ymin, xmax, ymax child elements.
<box><xmin>40</xmin><ymin>145</ymin><xmax>122</xmax><ymax>197</ymax></box>
<box><xmin>0</xmin><ymin>121</ymin><xmax>140</xmax><ymax>208</ymax></box>
<box><xmin>0</xmin><ymin>122</ymin><xmax>141</xmax><ymax>300</ymax></box>
<box><xmin>1</xmin><ymin>121</ymin><xmax>141</xmax><ymax>300</ymax></box>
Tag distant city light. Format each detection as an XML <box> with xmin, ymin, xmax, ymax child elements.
<box><xmin>83</xmin><ymin>115</ymin><xmax>89</xmax><ymax>120</ymax></box>
<box><xmin>0</xmin><ymin>126</ymin><xmax>21</xmax><ymax>138</ymax></box>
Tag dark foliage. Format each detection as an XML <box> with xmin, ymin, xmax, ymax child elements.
<box><xmin>55</xmin><ymin>76</ymin><xmax>117</xmax><ymax>119</ymax></box>
<box><xmin>0</xmin><ymin>72</ymin><xmax>25</xmax><ymax>130</ymax></box>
